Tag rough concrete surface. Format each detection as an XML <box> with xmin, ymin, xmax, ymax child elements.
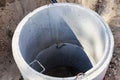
<box><xmin>0</xmin><ymin>0</ymin><xmax>119</xmax><ymax>80</ymax></box>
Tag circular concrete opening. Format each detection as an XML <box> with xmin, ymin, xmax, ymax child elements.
<box><xmin>12</xmin><ymin>3</ymin><xmax>114</xmax><ymax>80</ymax></box>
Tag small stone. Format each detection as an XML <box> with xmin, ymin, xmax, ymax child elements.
<box><xmin>118</xmin><ymin>58</ymin><xmax>120</xmax><ymax>61</ymax></box>
<box><xmin>108</xmin><ymin>73</ymin><xmax>111</xmax><ymax>77</ymax></box>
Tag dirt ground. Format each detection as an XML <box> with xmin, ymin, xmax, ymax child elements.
<box><xmin>0</xmin><ymin>0</ymin><xmax>120</xmax><ymax>80</ymax></box>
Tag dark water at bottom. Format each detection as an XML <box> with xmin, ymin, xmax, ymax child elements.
<box><xmin>43</xmin><ymin>66</ymin><xmax>81</xmax><ymax>77</ymax></box>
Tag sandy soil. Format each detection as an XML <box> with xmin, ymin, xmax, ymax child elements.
<box><xmin>0</xmin><ymin>0</ymin><xmax>120</xmax><ymax>80</ymax></box>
